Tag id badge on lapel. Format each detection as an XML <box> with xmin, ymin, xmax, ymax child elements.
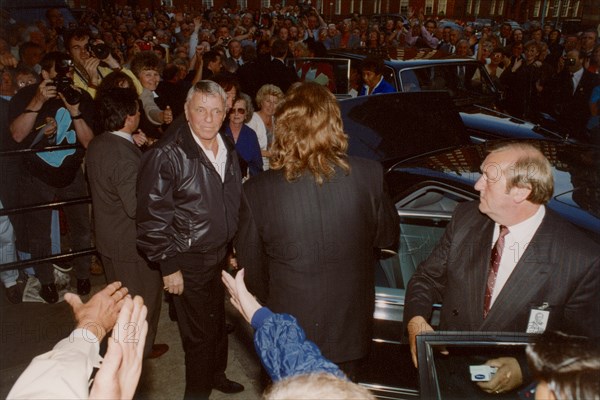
<box><xmin>526</xmin><ymin>303</ymin><xmax>550</xmax><ymax>334</ymax></box>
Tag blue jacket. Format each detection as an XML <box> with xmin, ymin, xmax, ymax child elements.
<box><xmin>359</xmin><ymin>77</ymin><xmax>396</xmax><ymax>96</ymax></box>
<box><xmin>251</xmin><ymin>307</ymin><xmax>346</xmax><ymax>381</ymax></box>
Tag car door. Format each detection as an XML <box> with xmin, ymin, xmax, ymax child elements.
<box><xmin>360</xmin><ymin>184</ymin><xmax>474</xmax><ymax>399</ymax></box>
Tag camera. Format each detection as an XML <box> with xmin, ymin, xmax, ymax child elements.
<box><xmin>50</xmin><ymin>55</ymin><xmax>81</xmax><ymax>105</ymax></box>
<box><xmin>565</xmin><ymin>57</ymin><xmax>577</xmax><ymax>66</ymax></box>
<box><xmin>222</xmin><ymin>36</ymin><xmax>232</xmax><ymax>46</ymax></box>
<box><xmin>85</xmin><ymin>42</ymin><xmax>111</xmax><ymax>59</ymax></box>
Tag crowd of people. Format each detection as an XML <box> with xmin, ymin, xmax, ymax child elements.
<box><xmin>0</xmin><ymin>3</ymin><xmax>599</xmax><ymax>400</ymax></box>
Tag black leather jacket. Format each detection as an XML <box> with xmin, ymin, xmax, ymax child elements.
<box><xmin>136</xmin><ymin>119</ymin><xmax>242</xmax><ymax>276</ymax></box>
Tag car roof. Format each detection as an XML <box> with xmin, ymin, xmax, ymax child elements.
<box><xmin>341</xmin><ymin>92</ymin><xmax>471</xmax><ymax>167</ymax></box>
<box><xmin>328</xmin><ymin>48</ymin><xmax>478</xmax><ymax>64</ymax></box>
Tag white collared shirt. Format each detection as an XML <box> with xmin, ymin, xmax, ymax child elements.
<box><xmin>490</xmin><ymin>205</ymin><xmax>546</xmax><ymax>305</ymax></box>
<box><xmin>190</xmin><ymin>126</ymin><xmax>228</xmax><ymax>182</ymax></box>
<box><xmin>110</xmin><ymin>130</ymin><xmax>134</xmax><ymax>144</ymax></box>
<box><xmin>571</xmin><ymin>67</ymin><xmax>584</xmax><ymax>95</ymax></box>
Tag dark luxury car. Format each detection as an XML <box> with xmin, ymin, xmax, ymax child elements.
<box><xmin>341</xmin><ymin>93</ymin><xmax>600</xmax><ymax>399</ymax></box>
<box><xmin>296</xmin><ymin>51</ymin><xmax>574</xmax><ymax>144</ymax></box>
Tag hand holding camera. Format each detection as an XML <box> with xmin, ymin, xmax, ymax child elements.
<box><xmin>36</xmin><ymin>79</ymin><xmax>58</xmax><ymax>103</ymax></box>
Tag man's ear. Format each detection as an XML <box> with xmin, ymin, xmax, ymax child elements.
<box><xmin>512</xmin><ymin>186</ymin><xmax>531</xmax><ymax>204</ymax></box>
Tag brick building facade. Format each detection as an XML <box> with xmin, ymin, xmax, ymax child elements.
<box><xmin>68</xmin><ymin>0</ymin><xmax>599</xmax><ymax>29</ymax></box>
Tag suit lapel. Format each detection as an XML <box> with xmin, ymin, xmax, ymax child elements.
<box><xmin>458</xmin><ymin>214</ymin><xmax>494</xmax><ymax>326</ymax></box>
<box><xmin>480</xmin><ymin>215</ymin><xmax>554</xmax><ymax>331</ymax></box>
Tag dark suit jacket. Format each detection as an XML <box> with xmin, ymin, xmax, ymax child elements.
<box><xmin>404</xmin><ymin>201</ymin><xmax>600</xmax><ymax>338</ymax></box>
<box><xmin>262</xmin><ymin>58</ymin><xmax>298</xmax><ymax>93</ymax></box>
<box><xmin>552</xmin><ymin>68</ymin><xmax>599</xmax><ymax>139</ymax></box>
<box><xmin>236</xmin><ymin>156</ymin><xmax>399</xmax><ymax>363</ymax></box>
<box><xmin>86</xmin><ymin>132</ymin><xmax>142</xmax><ymax>262</ymax></box>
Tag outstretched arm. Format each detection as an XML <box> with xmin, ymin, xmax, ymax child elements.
<box><xmin>222</xmin><ymin>270</ymin><xmax>345</xmax><ymax>381</ymax></box>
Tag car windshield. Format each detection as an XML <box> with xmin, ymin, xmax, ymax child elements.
<box><xmin>399</xmin><ymin>64</ymin><xmax>498</xmax><ymax>107</ymax></box>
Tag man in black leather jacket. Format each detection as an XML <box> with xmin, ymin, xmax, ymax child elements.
<box><xmin>137</xmin><ymin>80</ymin><xmax>242</xmax><ymax>399</ymax></box>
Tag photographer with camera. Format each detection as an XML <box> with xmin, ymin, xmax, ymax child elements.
<box><xmin>66</xmin><ymin>28</ymin><xmax>142</xmax><ymax>99</ymax></box>
<box><xmin>8</xmin><ymin>51</ymin><xmax>95</xmax><ymax>303</ymax></box>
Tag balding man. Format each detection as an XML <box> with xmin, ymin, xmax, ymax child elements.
<box><xmin>405</xmin><ymin>142</ymin><xmax>599</xmax><ymax>395</ymax></box>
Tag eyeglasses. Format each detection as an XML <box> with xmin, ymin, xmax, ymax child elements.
<box><xmin>229</xmin><ymin>108</ymin><xmax>246</xmax><ymax>115</ymax></box>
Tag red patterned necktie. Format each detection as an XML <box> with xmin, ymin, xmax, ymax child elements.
<box><xmin>483</xmin><ymin>225</ymin><xmax>509</xmax><ymax>318</ymax></box>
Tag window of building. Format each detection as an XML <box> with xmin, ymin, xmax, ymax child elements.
<box><xmin>572</xmin><ymin>0</ymin><xmax>580</xmax><ymax>15</ymax></box>
<box><xmin>400</xmin><ymin>0</ymin><xmax>409</xmax><ymax>14</ymax></box>
<box><xmin>490</xmin><ymin>0</ymin><xmax>496</xmax><ymax>15</ymax></box>
<box><xmin>474</xmin><ymin>0</ymin><xmax>481</xmax><ymax>16</ymax></box>
<box><xmin>438</xmin><ymin>0</ymin><xmax>447</xmax><ymax>15</ymax></box>
<box><xmin>359</xmin><ymin>0</ymin><xmax>363</xmax><ymax>14</ymax></box>
<box><xmin>238</xmin><ymin>0</ymin><xmax>247</xmax><ymax>9</ymax></box>
<box><xmin>335</xmin><ymin>0</ymin><xmax>341</xmax><ymax>14</ymax></box>
<box><xmin>498</xmin><ymin>0</ymin><xmax>504</xmax><ymax>14</ymax></box>
<box><xmin>542</xmin><ymin>0</ymin><xmax>549</xmax><ymax>16</ymax></box>
<box><xmin>561</xmin><ymin>0</ymin><xmax>570</xmax><ymax>17</ymax></box>
<box><xmin>373</xmin><ymin>0</ymin><xmax>380</xmax><ymax>14</ymax></box>
<box><xmin>552</xmin><ymin>0</ymin><xmax>560</xmax><ymax>16</ymax></box>
<box><xmin>533</xmin><ymin>0</ymin><xmax>541</xmax><ymax>17</ymax></box>
<box><xmin>260</xmin><ymin>0</ymin><xmax>270</xmax><ymax>8</ymax></box>
<box><xmin>425</xmin><ymin>0</ymin><xmax>433</xmax><ymax>15</ymax></box>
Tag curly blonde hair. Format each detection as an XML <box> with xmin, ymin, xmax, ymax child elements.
<box><xmin>270</xmin><ymin>83</ymin><xmax>350</xmax><ymax>184</ymax></box>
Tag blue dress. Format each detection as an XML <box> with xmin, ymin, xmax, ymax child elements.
<box><xmin>224</xmin><ymin>124</ymin><xmax>263</xmax><ymax>177</ymax></box>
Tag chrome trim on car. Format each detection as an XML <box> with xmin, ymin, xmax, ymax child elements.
<box><xmin>359</xmin><ymin>383</ymin><xmax>420</xmax><ymax>399</ymax></box>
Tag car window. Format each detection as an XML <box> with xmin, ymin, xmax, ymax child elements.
<box><xmin>399</xmin><ymin>64</ymin><xmax>497</xmax><ymax>101</ymax></box>
<box><xmin>376</xmin><ymin>215</ymin><xmax>449</xmax><ymax>291</ymax></box>
<box><xmin>383</xmin><ymin>66</ymin><xmax>397</xmax><ymax>89</ymax></box>
<box><xmin>376</xmin><ymin>186</ymin><xmax>471</xmax><ymax>291</ymax></box>
<box><xmin>397</xmin><ymin>186</ymin><xmax>470</xmax><ymax>211</ymax></box>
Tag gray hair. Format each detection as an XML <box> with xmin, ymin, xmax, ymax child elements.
<box><xmin>186</xmin><ymin>80</ymin><xmax>227</xmax><ymax>109</ymax></box>
<box><xmin>236</xmin><ymin>92</ymin><xmax>254</xmax><ymax>123</ymax></box>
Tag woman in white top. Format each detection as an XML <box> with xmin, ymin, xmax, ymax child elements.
<box><xmin>246</xmin><ymin>84</ymin><xmax>284</xmax><ymax>170</ymax></box>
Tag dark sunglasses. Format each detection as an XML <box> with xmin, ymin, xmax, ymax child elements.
<box><xmin>229</xmin><ymin>108</ymin><xmax>246</xmax><ymax>115</ymax></box>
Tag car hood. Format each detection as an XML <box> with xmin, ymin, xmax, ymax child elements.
<box><xmin>340</xmin><ymin>92</ymin><xmax>472</xmax><ymax>168</ymax></box>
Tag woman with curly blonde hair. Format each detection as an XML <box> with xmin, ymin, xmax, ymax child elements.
<box><xmin>235</xmin><ymin>82</ymin><xmax>399</xmax><ymax>380</ymax></box>
<box><xmin>270</xmin><ymin>82</ymin><xmax>350</xmax><ymax>184</ymax></box>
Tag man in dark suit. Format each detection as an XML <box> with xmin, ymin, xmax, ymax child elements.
<box><xmin>262</xmin><ymin>39</ymin><xmax>298</xmax><ymax>93</ymax></box>
<box><xmin>552</xmin><ymin>49</ymin><xmax>599</xmax><ymax>141</ymax></box>
<box><xmin>404</xmin><ymin>142</ymin><xmax>600</xmax><ymax>395</ymax></box>
<box><xmin>236</xmin><ymin>83</ymin><xmax>399</xmax><ymax>380</ymax></box>
<box><xmin>86</xmin><ymin>88</ymin><xmax>166</xmax><ymax>359</ymax></box>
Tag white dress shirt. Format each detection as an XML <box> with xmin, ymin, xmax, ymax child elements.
<box><xmin>110</xmin><ymin>130</ymin><xmax>134</xmax><ymax>144</ymax></box>
<box><xmin>490</xmin><ymin>205</ymin><xmax>546</xmax><ymax>305</ymax></box>
<box><xmin>190</xmin><ymin>127</ymin><xmax>228</xmax><ymax>182</ymax></box>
